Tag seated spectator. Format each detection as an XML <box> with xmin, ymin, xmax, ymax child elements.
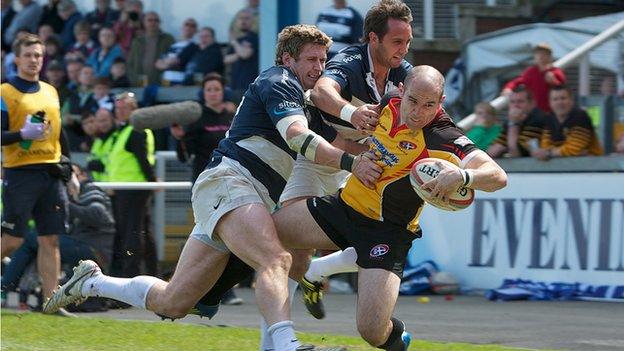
<box><xmin>1</xmin><ymin>0</ymin><xmax>16</xmax><ymax>52</ymax></box>
<box><xmin>155</xmin><ymin>18</ymin><xmax>198</xmax><ymax>84</ymax></box>
<box><xmin>57</xmin><ymin>0</ymin><xmax>83</xmax><ymax>51</ymax></box>
<box><xmin>91</xmin><ymin>77</ymin><xmax>115</xmax><ymax>111</ymax></box>
<box><xmin>42</xmin><ymin>35</ymin><xmax>64</xmax><ymax>75</ymax></box>
<box><xmin>65</xmin><ymin>58</ymin><xmax>85</xmax><ymax>91</ymax></box>
<box><xmin>37</xmin><ymin>24</ymin><xmax>55</xmax><ymax>43</ymax></box>
<box><xmin>109</xmin><ymin>57</ymin><xmax>131</xmax><ymax>87</ymax></box>
<box><xmin>3</xmin><ymin>0</ymin><xmax>42</xmax><ymax>46</ymax></box>
<box><xmin>63</xmin><ymin>65</ymin><xmax>98</xmax><ymax>150</ymax></box>
<box><xmin>87</xmin><ymin>27</ymin><xmax>124</xmax><ymax>78</ymax></box>
<box><xmin>532</xmin><ymin>86</ymin><xmax>604</xmax><ymax>160</ymax></box>
<box><xmin>39</xmin><ymin>0</ymin><xmax>63</xmax><ymax>33</ymax></box>
<box><xmin>316</xmin><ymin>0</ymin><xmax>363</xmax><ymax>58</ymax></box>
<box><xmin>3</xmin><ymin>29</ymin><xmax>34</xmax><ymax>81</ymax></box>
<box><xmin>113</xmin><ymin>0</ymin><xmax>143</xmax><ymax>54</ymax></box>
<box><xmin>488</xmin><ymin>85</ymin><xmax>547</xmax><ymax>158</ymax></box>
<box><xmin>127</xmin><ymin>11</ymin><xmax>174</xmax><ymax>86</ymax></box>
<box><xmin>465</xmin><ymin>102</ymin><xmax>501</xmax><ymax>151</ymax></box>
<box><xmin>80</xmin><ymin>109</ymin><xmax>98</xmax><ymax>151</ymax></box>
<box><xmin>179</xmin><ymin>27</ymin><xmax>224</xmax><ymax>85</ymax></box>
<box><xmin>502</xmin><ymin>42</ymin><xmax>566</xmax><ymax>113</ymax></box>
<box><xmin>43</xmin><ymin>60</ymin><xmax>71</xmax><ymax>107</ymax></box>
<box><xmin>224</xmin><ymin>9</ymin><xmax>258</xmax><ymax>102</ymax></box>
<box><xmin>65</xmin><ymin>20</ymin><xmax>97</xmax><ymax>61</ymax></box>
<box><xmin>85</xmin><ymin>0</ymin><xmax>120</xmax><ymax>41</ymax></box>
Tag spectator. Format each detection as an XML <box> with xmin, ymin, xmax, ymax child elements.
<box><xmin>109</xmin><ymin>57</ymin><xmax>130</xmax><ymax>87</ymax></box>
<box><xmin>487</xmin><ymin>85</ymin><xmax>547</xmax><ymax>158</ymax></box>
<box><xmin>87</xmin><ymin>27</ymin><xmax>124</xmax><ymax>78</ymax></box>
<box><xmin>43</xmin><ymin>60</ymin><xmax>71</xmax><ymax>107</ymax></box>
<box><xmin>113</xmin><ymin>0</ymin><xmax>143</xmax><ymax>54</ymax></box>
<box><xmin>37</xmin><ymin>24</ymin><xmax>55</xmax><ymax>43</ymax></box>
<box><xmin>87</xmin><ymin>107</ymin><xmax>117</xmax><ymax>181</ymax></box>
<box><xmin>42</xmin><ymin>35</ymin><xmax>64</xmax><ymax>75</ymax></box>
<box><xmin>3</xmin><ymin>28</ymin><xmax>32</xmax><ymax>84</ymax></box>
<box><xmin>224</xmin><ymin>9</ymin><xmax>258</xmax><ymax>102</ymax></box>
<box><xmin>65</xmin><ymin>58</ymin><xmax>84</xmax><ymax>91</ymax></box>
<box><xmin>316</xmin><ymin>0</ymin><xmax>363</xmax><ymax>58</ymax></box>
<box><xmin>108</xmin><ymin>92</ymin><xmax>156</xmax><ymax>278</ymax></box>
<box><xmin>57</xmin><ymin>0</ymin><xmax>83</xmax><ymax>51</ymax></box>
<box><xmin>38</xmin><ymin>0</ymin><xmax>63</xmax><ymax>33</ymax></box>
<box><xmin>229</xmin><ymin>0</ymin><xmax>259</xmax><ymax>39</ymax></box>
<box><xmin>85</xmin><ymin>0</ymin><xmax>120</xmax><ymax>41</ymax></box>
<box><xmin>65</xmin><ymin>20</ymin><xmax>97</xmax><ymax>62</ymax></box>
<box><xmin>62</xmin><ymin>65</ymin><xmax>98</xmax><ymax>150</ymax></box>
<box><xmin>532</xmin><ymin>86</ymin><xmax>604</xmax><ymax>160</ymax></box>
<box><xmin>155</xmin><ymin>17</ymin><xmax>198</xmax><ymax>85</ymax></box>
<box><xmin>80</xmin><ymin>109</ymin><xmax>97</xmax><ymax>151</ymax></box>
<box><xmin>465</xmin><ymin>102</ymin><xmax>501</xmax><ymax>151</ymax></box>
<box><xmin>179</xmin><ymin>27</ymin><xmax>224</xmax><ymax>85</ymax></box>
<box><xmin>615</xmin><ymin>135</ymin><xmax>624</xmax><ymax>154</ymax></box>
<box><xmin>91</xmin><ymin>77</ymin><xmax>115</xmax><ymax>111</ymax></box>
<box><xmin>4</xmin><ymin>0</ymin><xmax>42</xmax><ymax>46</ymax></box>
<box><xmin>502</xmin><ymin>42</ymin><xmax>566</xmax><ymax>113</ymax></box>
<box><xmin>127</xmin><ymin>11</ymin><xmax>174</xmax><ymax>86</ymax></box>
<box><xmin>1</xmin><ymin>0</ymin><xmax>17</xmax><ymax>52</ymax></box>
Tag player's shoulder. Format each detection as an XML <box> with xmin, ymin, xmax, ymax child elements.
<box><xmin>257</xmin><ymin>66</ymin><xmax>303</xmax><ymax>92</ymax></box>
<box><xmin>389</xmin><ymin>60</ymin><xmax>413</xmax><ymax>81</ymax></box>
<box><xmin>379</xmin><ymin>90</ymin><xmax>401</xmax><ymax>111</ymax></box>
<box><xmin>327</xmin><ymin>44</ymin><xmax>367</xmax><ymax>68</ymax></box>
<box><xmin>424</xmin><ymin>109</ymin><xmax>461</xmax><ymax>136</ymax></box>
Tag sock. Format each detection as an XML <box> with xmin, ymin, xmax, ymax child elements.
<box><xmin>82</xmin><ymin>274</ymin><xmax>161</xmax><ymax>309</ymax></box>
<box><xmin>267</xmin><ymin>320</ymin><xmax>300</xmax><ymax>351</ymax></box>
<box><xmin>378</xmin><ymin>317</ymin><xmax>407</xmax><ymax>351</ymax></box>
<box><xmin>260</xmin><ymin>279</ymin><xmax>299</xmax><ymax>350</ymax></box>
<box><xmin>304</xmin><ymin>247</ymin><xmax>358</xmax><ymax>282</ymax></box>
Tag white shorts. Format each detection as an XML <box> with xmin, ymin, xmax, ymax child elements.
<box><xmin>190</xmin><ymin>156</ymin><xmax>277</xmax><ymax>252</ymax></box>
<box><xmin>279</xmin><ymin>154</ymin><xmax>350</xmax><ymax>204</ymax></box>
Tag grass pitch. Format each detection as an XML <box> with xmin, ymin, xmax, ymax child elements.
<box><xmin>2</xmin><ymin>310</ymin><xmax>529</xmax><ymax>350</ymax></box>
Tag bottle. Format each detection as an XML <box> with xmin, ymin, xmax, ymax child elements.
<box><xmin>19</xmin><ymin>111</ymin><xmax>46</xmax><ymax>150</ymax></box>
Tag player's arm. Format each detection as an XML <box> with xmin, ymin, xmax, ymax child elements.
<box><xmin>276</xmin><ymin>116</ymin><xmax>381</xmax><ymax>188</ymax></box>
<box><xmin>331</xmin><ymin>134</ymin><xmax>369</xmax><ymax>155</ymax></box>
<box><xmin>311</xmin><ymin>76</ymin><xmax>379</xmax><ymax>131</ymax></box>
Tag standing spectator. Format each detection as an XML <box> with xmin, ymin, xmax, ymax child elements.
<box><xmin>316</xmin><ymin>0</ymin><xmax>363</xmax><ymax>58</ymax></box>
<box><xmin>1</xmin><ymin>34</ymin><xmax>74</xmax><ymax>310</ymax></box>
<box><xmin>1</xmin><ymin>0</ymin><xmax>17</xmax><ymax>52</ymax></box>
<box><xmin>65</xmin><ymin>21</ymin><xmax>97</xmax><ymax>62</ymax></box>
<box><xmin>127</xmin><ymin>11</ymin><xmax>174</xmax><ymax>86</ymax></box>
<box><xmin>65</xmin><ymin>58</ymin><xmax>84</xmax><ymax>91</ymax></box>
<box><xmin>57</xmin><ymin>0</ymin><xmax>83</xmax><ymax>51</ymax></box>
<box><xmin>465</xmin><ymin>102</ymin><xmax>501</xmax><ymax>151</ymax></box>
<box><xmin>85</xmin><ymin>0</ymin><xmax>120</xmax><ymax>41</ymax></box>
<box><xmin>113</xmin><ymin>0</ymin><xmax>143</xmax><ymax>54</ymax></box>
<box><xmin>502</xmin><ymin>42</ymin><xmax>566</xmax><ymax>113</ymax></box>
<box><xmin>532</xmin><ymin>86</ymin><xmax>604</xmax><ymax>160</ymax></box>
<box><xmin>109</xmin><ymin>57</ymin><xmax>130</xmax><ymax>87</ymax></box>
<box><xmin>228</xmin><ymin>0</ymin><xmax>259</xmax><ymax>40</ymax></box>
<box><xmin>3</xmin><ymin>0</ymin><xmax>42</xmax><ymax>46</ymax></box>
<box><xmin>488</xmin><ymin>86</ymin><xmax>547</xmax><ymax>158</ymax></box>
<box><xmin>38</xmin><ymin>0</ymin><xmax>63</xmax><ymax>34</ymax></box>
<box><xmin>108</xmin><ymin>92</ymin><xmax>156</xmax><ymax>278</ymax></box>
<box><xmin>179</xmin><ymin>27</ymin><xmax>224</xmax><ymax>85</ymax></box>
<box><xmin>155</xmin><ymin>17</ymin><xmax>198</xmax><ymax>85</ymax></box>
<box><xmin>87</xmin><ymin>107</ymin><xmax>117</xmax><ymax>181</ymax></box>
<box><xmin>43</xmin><ymin>60</ymin><xmax>71</xmax><ymax>107</ymax></box>
<box><xmin>224</xmin><ymin>9</ymin><xmax>258</xmax><ymax>102</ymax></box>
<box><xmin>87</xmin><ymin>27</ymin><xmax>124</xmax><ymax>78</ymax></box>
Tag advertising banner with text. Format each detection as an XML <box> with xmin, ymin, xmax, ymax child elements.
<box><xmin>408</xmin><ymin>173</ymin><xmax>624</xmax><ymax>289</ymax></box>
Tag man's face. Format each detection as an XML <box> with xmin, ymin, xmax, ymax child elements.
<box><xmin>509</xmin><ymin>91</ymin><xmax>532</xmax><ymax>114</ymax></box>
<box><xmin>370</xmin><ymin>18</ymin><xmax>412</xmax><ymax>69</ymax></box>
<box><xmin>78</xmin><ymin>67</ymin><xmax>95</xmax><ymax>87</ymax></box>
<box><xmin>283</xmin><ymin>43</ymin><xmax>326</xmax><ymax>90</ymax></box>
<box><xmin>95</xmin><ymin>109</ymin><xmax>114</xmax><ymax>134</ymax></box>
<box><xmin>533</xmin><ymin>50</ymin><xmax>551</xmax><ymax>67</ymax></box>
<box><xmin>15</xmin><ymin>43</ymin><xmax>44</xmax><ymax>79</ymax></box>
<box><xmin>81</xmin><ymin>115</ymin><xmax>97</xmax><ymax>136</ymax></box>
<box><xmin>399</xmin><ymin>80</ymin><xmax>444</xmax><ymax>130</ymax></box>
<box><xmin>98</xmin><ymin>28</ymin><xmax>116</xmax><ymax>48</ymax></box>
<box><xmin>182</xmin><ymin>19</ymin><xmax>197</xmax><ymax>39</ymax></box>
<box><xmin>67</xmin><ymin>62</ymin><xmax>83</xmax><ymax>82</ymax></box>
<box><xmin>549</xmin><ymin>89</ymin><xmax>574</xmax><ymax>117</ymax></box>
<box><xmin>198</xmin><ymin>29</ymin><xmax>214</xmax><ymax>47</ymax></box>
<box><xmin>143</xmin><ymin>13</ymin><xmax>160</xmax><ymax>32</ymax></box>
<box><xmin>96</xmin><ymin>0</ymin><xmax>109</xmax><ymax>11</ymax></box>
<box><xmin>114</xmin><ymin>97</ymin><xmax>135</xmax><ymax>122</ymax></box>
<box><xmin>238</xmin><ymin>12</ymin><xmax>253</xmax><ymax>32</ymax></box>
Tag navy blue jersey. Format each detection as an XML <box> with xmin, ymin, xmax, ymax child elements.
<box><xmin>321</xmin><ymin>44</ymin><xmax>412</xmax><ymax>139</ymax></box>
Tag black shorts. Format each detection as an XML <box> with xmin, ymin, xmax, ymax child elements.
<box><xmin>2</xmin><ymin>167</ymin><xmax>67</xmax><ymax>237</ymax></box>
<box><xmin>306</xmin><ymin>193</ymin><xmax>419</xmax><ymax>278</ymax></box>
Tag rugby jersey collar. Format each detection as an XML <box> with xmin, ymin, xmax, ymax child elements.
<box><xmin>8</xmin><ymin>76</ymin><xmax>40</xmax><ymax>93</ymax></box>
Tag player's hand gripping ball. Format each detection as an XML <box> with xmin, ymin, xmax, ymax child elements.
<box><xmin>410</xmin><ymin>158</ymin><xmax>475</xmax><ymax>211</ymax></box>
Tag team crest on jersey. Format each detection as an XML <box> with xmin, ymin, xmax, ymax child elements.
<box><xmin>398</xmin><ymin>140</ymin><xmax>417</xmax><ymax>151</ymax></box>
<box><xmin>370</xmin><ymin>244</ymin><xmax>389</xmax><ymax>258</ymax></box>
<box><xmin>454</xmin><ymin>136</ymin><xmax>474</xmax><ymax>147</ymax></box>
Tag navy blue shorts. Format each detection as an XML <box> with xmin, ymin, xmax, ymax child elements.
<box><xmin>2</xmin><ymin>167</ymin><xmax>67</xmax><ymax>237</ymax></box>
<box><xmin>306</xmin><ymin>193</ymin><xmax>419</xmax><ymax>278</ymax></box>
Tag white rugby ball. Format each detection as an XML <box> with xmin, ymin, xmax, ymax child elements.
<box><xmin>409</xmin><ymin>158</ymin><xmax>475</xmax><ymax>211</ymax></box>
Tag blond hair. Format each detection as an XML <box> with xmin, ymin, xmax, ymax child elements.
<box><xmin>275</xmin><ymin>25</ymin><xmax>332</xmax><ymax>65</ymax></box>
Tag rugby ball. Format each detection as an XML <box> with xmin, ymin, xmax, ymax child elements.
<box><xmin>409</xmin><ymin>158</ymin><xmax>475</xmax><ymax>211</ymax></box>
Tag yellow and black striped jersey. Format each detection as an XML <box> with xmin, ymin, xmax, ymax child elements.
<box><xmin>341</xmin><ymin>95</ymin><xmax>478</xmax><ymax>233</ymax></box>
<box><xmin>541</xmin><ymin>107</ymin><xmax>603</xmax><ymax>156</ymax></box>
<box><xmin>492</xmin><ymin>107</ymin><xmax>546</xmax><ymax>157</ymax></box>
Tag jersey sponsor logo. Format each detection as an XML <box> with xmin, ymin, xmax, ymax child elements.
<box><xmin>326</xmin><ymin>68</ymin><xmax>347</xmax><ymax>80</ymax></box>
<box><xmin>370</xmin><ymin>244</ymin><xmax>390</xmax><ymax>258</ymax></box>
<box><xmin>342</xmin><ymin>53</ymin><xmax>362</xmax><ymax>63</ymax></box>
<box><xmin>399</xmin><ymin>140</ymin><xmax>417</xmax><ymax>151</ymax></box>
<box><xmin>273</xmin><ymin>101</ymin><xmax>302</xmax><ymax>116</ymax></box>
<box><xmin>371</xmin><ymin>136</ymin><xmax>399</xmax><ymax>166</ymax></box>
<box><xmin>454</xmin><ymin>135</ymin><xmax>474</xmax><ymax>147</ymax></box>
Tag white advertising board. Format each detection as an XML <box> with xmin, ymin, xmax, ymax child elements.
<box><xmin>409</xmin><ymin>173</ymin><xmax>624</xmax><ymax>289</ymax></box>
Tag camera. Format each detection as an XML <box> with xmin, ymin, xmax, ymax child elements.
<box><xmin>128</xmin><ymin>11</ymin><xmax>139</xmax><ymax>21</ymax></box>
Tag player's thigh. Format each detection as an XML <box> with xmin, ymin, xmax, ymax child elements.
<box><xmin>356</xmin><ymin>267</ymin><xmax>401</xmax><ymax>331</ymax></box>
<box><xmin>272</xmin><ymin>199</ymin><xmax>338</xmax><ymax>250</ymax></box>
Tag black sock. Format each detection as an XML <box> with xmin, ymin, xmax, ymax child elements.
<box><xmin>378</xmin><ymin>317</ymin><xmax>407</xmax><ymax>351</ymax></box>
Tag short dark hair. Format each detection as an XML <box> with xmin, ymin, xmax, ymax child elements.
<box><xmin>12</xmin><ymin>33</ymin><xmax>43</xmax><ymax>56</ymax></box>
<box><xmin>202</xmin><ymin>72</ymin><xmax>226</xmax><ymax>88</ymax></box>
<box><xmin>200</xmin><ymin>26</ymin><xmax>215</xmax><ymax>37</ymax></box>
<box><xmin>112</xmin><ymin>57</ymin><xmax>126</xmax><ymax>65</ymax></box>
<box><xmin>362</xmin><ymin>0</ymin><xmax>412</xmax><ymax>43</ymax></box>
<box><xmin>511</xmin><ymin>84</ymin><xmax>533</xmax><ymax>100</ymax></box>
<box><xmin>94</xmin><ymin>77</ymin><xmax>111</xmax><ymax>87</ymax></box>
<box><xmin>549</xmin><ymin>85</ymin><xmax>572</xmax><ymax>97</ymax></box>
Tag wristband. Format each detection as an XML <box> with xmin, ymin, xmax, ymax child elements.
<box><xmin>464</xmin><ymin>169</ymin><xmax>474</xmax><ymax>187</ymax></box>
<box><xmin>340</xmin><ymin>152</ymin><xmax>355</xmax><ymax>172</ymax></box>
<box><xmin>340</xmin><ymin>103</ymin><xmax>357</xmax><ymax>123</ymax></box>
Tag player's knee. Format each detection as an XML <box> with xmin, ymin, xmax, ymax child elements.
<box><xmin>288</xmin><ymin>249</ymin><xmax>313</xmax><ymax>280</ymax></box>
<box><xmin>357</xmin><ymin>321</ymin><xmax>387</xmax><ymax>347</ymax></box>
<box><xmin>261</xmin><ymin>249</ymin><xmax>292</xmax><ymax>273</ymax></box>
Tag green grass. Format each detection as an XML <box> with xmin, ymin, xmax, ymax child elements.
<box><xmin>1</xmin><ymin>310</ymin><xmax>528</xmax><ymax>350</ymax></box>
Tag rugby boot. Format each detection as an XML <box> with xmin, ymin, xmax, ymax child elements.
<box><xmin>42</xmin><ymin>260</ymin><xmax>101</xmax><ymax>314</ymax></box>
<box><xmin>299</xmin><ymin>277</ymin><xmax>325</xmax><ymax>319</ymax></box>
